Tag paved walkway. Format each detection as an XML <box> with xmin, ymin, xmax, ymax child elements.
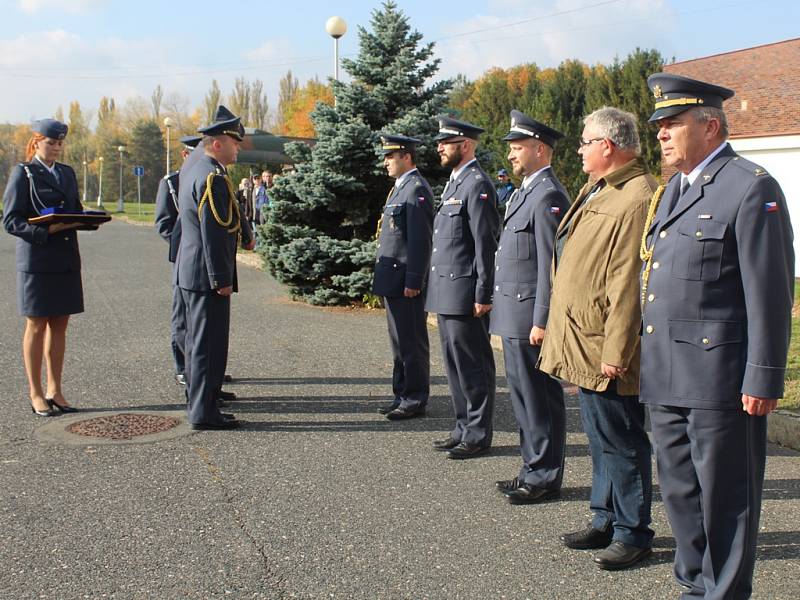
<box><xmin>1</xmin><ymin>221</ymin><xmax>799</xmax><ymax>599</ymax></box>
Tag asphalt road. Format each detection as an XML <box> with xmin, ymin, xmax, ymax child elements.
<box><xmin>1</xmin><ymin>220</ymin><xmax>799</xmax><ymax>599</ymax></box>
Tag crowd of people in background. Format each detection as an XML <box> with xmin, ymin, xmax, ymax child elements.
<box><xmin>236</xmin><ymin>170</ymin><xmax>275</xmax><ymax>234</ymax></box>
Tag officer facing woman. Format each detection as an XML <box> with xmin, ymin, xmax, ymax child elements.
<box><xmin>2</xmin><ymin>119</ymin><xmax>85</xmax><ymax>416</ymax></box>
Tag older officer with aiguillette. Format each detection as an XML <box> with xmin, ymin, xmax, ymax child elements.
<box><xmin>490</xmin><ymin>110</ymin><xmax>570</xmax><ymax>504</ymax></box>
<box><xmin>641</xmin><ymin>73</ymin><xmax>794</xmax><ymax>600</ymax></box>
<box><xmin>373</xmin><ymin>134</ymin><xmax>434</xmax><ymax>420</ymax></box>
<box><xmin>177</xmin><ymin>106</ymin><xmax>254</xmax><ymax>431</ymax></box>
<box><xmin>426</xmin><ymin>116</ymin><xmax>499</xmax><ymax>459</ymax></box>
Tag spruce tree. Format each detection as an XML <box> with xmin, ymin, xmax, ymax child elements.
<box><xmin>260</xmin><ymin>1</ymin><xmax>452</xmax><ymax>305</ymax></box>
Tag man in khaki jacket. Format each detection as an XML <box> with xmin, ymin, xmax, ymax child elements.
<box><xmin>538</xmin><ymin>106</ymin><xmax>656</xmax><ymax>571</ymax></box>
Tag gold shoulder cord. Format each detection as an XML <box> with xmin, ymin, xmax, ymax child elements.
<box><xmin>197</xmin><ymin>172</ymin><xmax>242</xmax><ymax>243</ymax></box>
<box><xmin>639</xmin><ymin>184</ymin><xmax>665</xmax><ymax>309</ymax></box>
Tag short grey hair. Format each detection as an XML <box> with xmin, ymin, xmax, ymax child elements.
<box><xmin>584</xmin><ymin>106</ymin><xmax>641</xmax><ymax>155</ymax></box>
<box><xmin>688</xmin><ymin>106</ymin><xmax>729</xmax><ymax>139</ymax></box>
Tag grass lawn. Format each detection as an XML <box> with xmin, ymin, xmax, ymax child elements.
<box><xmin>780</xmin><ymin>284</ymin><xmax>800</xmax><ymax>412</ymax></box>
<box><xmin>101</xmin><ymin>201</ymin><xmax>156</xmax><ymax>224</ymax></box>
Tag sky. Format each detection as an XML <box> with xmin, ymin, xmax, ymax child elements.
<box><xmin>1</xmin><ymin>0</ymin><xmax>797</xmax><ymax>127</ymax></box>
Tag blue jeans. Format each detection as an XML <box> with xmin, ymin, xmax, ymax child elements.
<box><xmin>579</xmin><ymin>386</ymin><xmax>653</xmax><ymax>549</ymax></box>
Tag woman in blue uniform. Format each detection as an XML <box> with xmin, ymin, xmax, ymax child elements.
<box><xmin>2</xmin><ymin>119</ymin><xmax>84</xmax><ymax>416</ymax></box>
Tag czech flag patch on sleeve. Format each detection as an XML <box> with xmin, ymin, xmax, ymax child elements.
<box><xmin>764</xmin><ymin>201</ymin><xmax>779</xmax><ymax>213</ymax></box>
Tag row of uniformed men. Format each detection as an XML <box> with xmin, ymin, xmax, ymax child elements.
<box><xmin>372</xmin><ymin>69</ymin><xmax>794</xmax><ymax>598</ymax></box>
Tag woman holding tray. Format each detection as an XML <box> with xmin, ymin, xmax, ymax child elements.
<box><xmin>2</xmin><ymin>118</ymin><xmax>84</xmax><ymax>416</ymax></box>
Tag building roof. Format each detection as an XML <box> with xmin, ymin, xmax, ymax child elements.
<box><xmin>664</xmin><ymin>38</ymin><xmax>800</xmax><ymax>138</ymax></box>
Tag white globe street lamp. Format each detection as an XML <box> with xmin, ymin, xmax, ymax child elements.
<box><xmin>116</xmin><ymin>145</ymin><xmax>126</xmax><ymax>213</ymax></box>
<box><xmin>163</xmin><ymin>116</ymin><xmax>173</xmax><ymax>174</ymax></box>
<box><xmin>325</xmin><ymin>16</ymin><xmax>347</xmax><ymax>82</ymax></box>
<box><xmin>97</xmin><ymin>156</ymin><xmax>104</xmax><ymax>208</ymax></box>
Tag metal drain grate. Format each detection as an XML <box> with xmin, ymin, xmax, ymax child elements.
<box><xmin>66</xmin><ymin>413</ymin><xmax>180</xmax><ymax>440</ymax></box>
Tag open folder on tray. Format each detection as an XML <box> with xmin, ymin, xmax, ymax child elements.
<box><xmin>28</xmin><ymin>207</ymin><xmax>112</xmax><ymax>231</ymax></box>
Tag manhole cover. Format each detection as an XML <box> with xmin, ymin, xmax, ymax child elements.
<box><xmin>34</xmin><ymin>410</ymin><xmax>194</xmax><ymax>446</ymax></box>
<box><xmin>67</xmin><ymin>413</ymin><xmax>180</xmax><ymax>440</ymax></box>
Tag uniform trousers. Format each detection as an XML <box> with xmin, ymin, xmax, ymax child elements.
<box><xmin>649</xmin><ymin>404</ymin><xmax>767</xmax><ymax>600</ymax></box>
<box><xmin>181</xmin><ymin>289</ymin><xmax>230</xmax><ymax>425</ymax></box>
<box><xmin>437</xmin><ymin>313</ymin><xmax>495</xmax><ymax>447</ymax></box>
<box><xmin>502</xmin><ymin>338</ymin><xmax>565</xmax><ymax>489</ymax></box>
<box><xmin>170</xmin><ymin>283</ymin><xmax>186</xmax><ymax>375</ymax></box>
<box><xmin>579</xmin><ymin>386</ymin><xmax>653</xmax><ymax>549</ymax></box>
<box><xmin>385</xmin><ymin>295</ymin><xmax>429</xmax><ymax>411</ymax></box>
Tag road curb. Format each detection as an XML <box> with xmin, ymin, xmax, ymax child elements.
<box><xmin>768</xmin><ymin>410</ymin><xmax>800</xmax><ymax>451</ymax></box>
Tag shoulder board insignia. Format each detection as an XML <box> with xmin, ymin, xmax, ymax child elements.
<box><xmin>702</xmin><ymin>174</ymin><xmax>711</xmax><ymax>181</ymax></box>
<box><xmin>474</xmin><ymin>174</ymin><xmax>483</xmax><ymax>180</ymax></box>
<box><xmin>754</xmin><ymin>167</ymin><xmax>767</xmax><ymax>177</ymax></box>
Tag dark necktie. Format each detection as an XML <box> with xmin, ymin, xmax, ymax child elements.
<box><xmin>52</xmin><ymin>167</ymin><xmax>60</xmax><ymax>185</ymax></box>
<box><xmin>668</xmin><ymin>177</ymin><xmax>690</xmax><ymax>213</ymax></box>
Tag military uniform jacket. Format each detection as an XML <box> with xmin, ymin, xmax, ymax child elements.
<box><xmin>372</xmin><ymin>170</ymin><xmax>434</xmax><ymax>297</ymax></box>
<box><xmin>489</xmin><ymin>167</ymin><xmax>570</xmax><ymax>339</ymax></box>
<box><xmin>640</xmin><ymin>145</ymin><xmax>794</xmax><ymax>409</ymax></box>
<box><xmin>424</xmin><ymin>161</ymin><xmax>499</xmax><ymax>315</ymax></box>
<box><xmin>2</xmin><ymin>159</ymin><xmax>82</xmax><ymax>273</ymax></box>
<box><xmin>176</xmin><ymin>154</ymin><xmax>242</xmax><ymax>293</ymax></box>
<box><xmin>154</xmin><ymin>171</ymin><xmax>181</xmax><ymax>263</ymax></box>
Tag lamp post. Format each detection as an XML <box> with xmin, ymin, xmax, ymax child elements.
<box><xmin>163</xmin><ymin>116</ymin><xmax>173</xmax><ymax>174</ymax></box>
<box><xmin>325</xmin><ymin>16</ymin><xmax>347</xmax><ymax>87</ymax></box>
<box><xmin>116</xmin><ymin>145</ymin><xmax>126</xmax><ymax>213</ymax></box>
<box><xmin>82</xmin><ymin>155</ymin><xmax>88</xmax><ymax>204</ymax></box>
<box><xmin>97</xmin><ymin>157</ymin><xmax>104</xmax><ymax>207</ymax></box>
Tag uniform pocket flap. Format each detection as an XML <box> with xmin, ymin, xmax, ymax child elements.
<box><xmin>669</xmin><ymin>319</ymin><xmax>743</xmax><ymax>350</ymax></box>
<box><xmin>447</xmin><ymin>263</ymin><xmax>474</xmax><ymax>279</ymax></box>
<box><xmin>386</xmin><ymin>204</ymin><xmax>405</xmax><ymax>216</ymax></box>
<box><xmin>677</xmin><ymin>219</ymin><xmax>727</xmax><ymax>241</ymax></box>
<box><xmin>377</xmin><ymin>255</ymin><xmax>405</xmax><ymax>269</ymax></box>
<box><xmin>445</xmin><ymin>205</ymin><xmax>464</xmax><ymax>217</ymax></box>
<box><xmin>514</xmin><ymin>282</ymin><xmax>536</xmax><ymax>301</ymax></box>
<box><xmin>510</xmin><ymin>221</ymin><xmax>532</xmax><ymax>233</ymax></box>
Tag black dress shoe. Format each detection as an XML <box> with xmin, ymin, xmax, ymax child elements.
<box><xmin>190</xmin><ymin>419</ymin><xmax>241</xmax><ymax>431</ymax></box>
<box><xmin>175</xmin><ymin>373</ymin><xmax>187</xmax><ymax>386</ymax></box>
<box><xmin>223</xmin><ymin>374</ymin><xmax>233</xmax><ymax>382</ymax></box>
<box><xmin>47</xmin><ymin>398</ymin><xmax>78</xmax><ymax>413</ymax></box>
<box><xmin>386</xmin><ymin>407</ymin><xmax>425</xmax><ymax>420</ymax></box>
<box><xmin>217</xmin><ymin>390</ymin><xmax>237</xmax><ymax>402</ymax></box>
<box><xmin>504</xmin><ymin>484</ymin><xmax>561</xmax><ymax>505</ymax></box>
<box><xmin>446</xmin><ymin>442</ymin><xmax>489</xmax><ymax>460</ymax></box>
<box><xmin>432</xmin><ymin>436</ymin><xmax>460</xmax><ymax>450</ymax></box>
<box><xmin>593</xmin><ymin>541</ymin><xmax>652</xmax><ymax>570</ymax></box>
<box><xmin>495</xmin><ymin>476</ymin><xmax>522</xmax><ymax>493</ymax></box>
<box><xmin>561</xmin><ymin>524</ymin><xmax>613</xmax><ymax>550</ymax></box>
<box><xmin>377</xmin><ymin>402</ymin><xmax>400</xmax><ymax>415</ymax></box>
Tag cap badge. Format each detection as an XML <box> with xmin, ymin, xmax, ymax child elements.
<box><xmin>652</xmin><ymin>85</ymin><xmax>662</xmax><ymax>99</ymax></box>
